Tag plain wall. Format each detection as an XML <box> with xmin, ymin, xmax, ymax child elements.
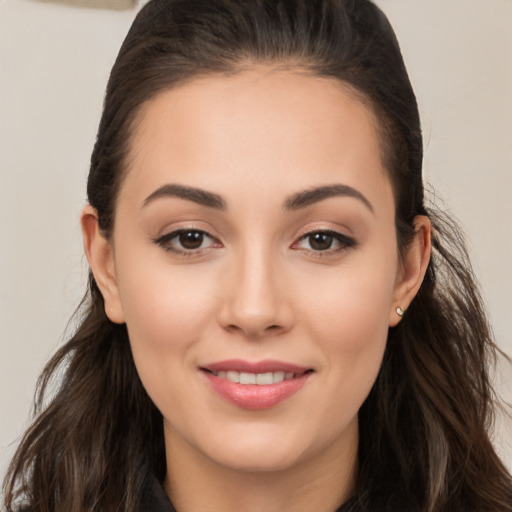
<box><xmin>1</xmin><ymin>0</ymin><xmax>511</xmax><ymax>486</ymax></box>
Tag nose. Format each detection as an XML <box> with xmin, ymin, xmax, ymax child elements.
<box><xmin>217</xmin><ymin>247</ymin><xmax>294</xmax><ymax>339</ymax></box>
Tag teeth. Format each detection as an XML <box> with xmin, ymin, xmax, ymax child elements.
<box><xmin>240</xmin><ymin>372</ymin><xmax>256</xmax><ymax>384</ymax></box>
<box><xmin>214</xmin><ymin>370</ymin><xmax>296</xmax><ymax>385</ymax></box>
<box><xmin>273</xmin><ymin>371</ymin><xmax>285</xmax><ymax>383</ymax></box>
<box><xmin>256</xmin><ymin>372</ymin><xmax>273</xmax><ymax>385</ymax></box>
<box><xmin>226</xmin><ymin>371</ymin><xmax>240</xmax><ymax>383</ymax></box>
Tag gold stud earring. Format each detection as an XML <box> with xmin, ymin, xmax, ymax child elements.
<box><xmin>396</xmin><ymin>307</ymin><xmax>404</xmax><ymax>317</ymax></box>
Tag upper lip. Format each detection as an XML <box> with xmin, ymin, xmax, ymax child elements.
<box><xmin>200</xmin><ymin>359</ymin><xmax>312</xmax><ymax>374</ymax></box>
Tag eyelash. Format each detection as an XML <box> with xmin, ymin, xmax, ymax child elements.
<box><xmin>153</xmin><ymin>228</ymin><xmax>357</xmax><ymax>257</ymax></box>
<box><xmin>153</xmin><ymin>229</ymin><xmax>219</xmax><ymax>256</ymax></box>
<box><xmin>293</xmin><ymin>229</ymin><xmax>357</xmax><ymax>256</ymax></box>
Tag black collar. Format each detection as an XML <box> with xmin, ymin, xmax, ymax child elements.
<box><xmin>139</xmin><ymin>473</ymin><xmax>176</xmax><ymax>511</ymax></box>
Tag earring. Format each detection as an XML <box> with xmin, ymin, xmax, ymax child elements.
<box><xmin>396</xmin><ymin>307</ymin><xmax>404</xmax><ymax>317</ymax></box>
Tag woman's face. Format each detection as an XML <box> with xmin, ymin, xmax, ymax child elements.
<box><xmin>85</xmin><ymin>69</ymin><xmax>427</xmax><ymax>478</ymax></box>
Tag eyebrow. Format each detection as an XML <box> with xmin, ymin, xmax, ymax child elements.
<box><xmin>143</xmin><ymin>184</ymin><xmax>226</xmax><ymax>210</ymax></box>
<box><xmin>284</xmin><ymin>184</ymin><xmax>374</xmax><ymax>213</ymax></box>
<box><xmin>142</xmin><ymin>182</ymin><xmax>373</xmax><ymax>214</ymax></box>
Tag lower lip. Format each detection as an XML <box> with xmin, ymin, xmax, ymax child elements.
<box><xmin>202</xmin><ymin>371</ymin><xmax>311</xmax><ymax>410</ymax></box>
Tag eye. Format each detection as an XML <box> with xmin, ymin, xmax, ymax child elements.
<box><xmin>293</xmin><ymin>229</ymin><xmax>356</xmax><ymax>253</ymax></box>
<box><xmin>176</xmin><ymin>231</ymin><xmax>207</xmax><ymax>250</ymax></box>
<box><xmin>154</xmin><ymin>229</ymin><xmax>219</xmax><ymax>254</ymax></box>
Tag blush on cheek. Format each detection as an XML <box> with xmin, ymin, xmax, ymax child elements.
<box><xmin>309</xmin><ymin>293</ymin><xmax>390</xmax><ymax>350</ymax></box>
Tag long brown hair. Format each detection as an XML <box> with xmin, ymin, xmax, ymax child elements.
<box><xmin>4</xmin><ymin>1</ymin><xmax>511</xmax><ymax>510</ymax></box>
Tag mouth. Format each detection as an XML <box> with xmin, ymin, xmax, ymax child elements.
<box><xmin>200</xmin><ymin>360</ymin><xmax>314</xmax><ymax>409</ymax></box>
<box><xmin>203</xmin><ymin>369</ymin><xmax>311</xmax><ymax>385</ymax></box>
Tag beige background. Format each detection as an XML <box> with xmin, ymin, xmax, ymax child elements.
<box><xmin>1</xmin><ymin>0</ymin><xmax>511</xmax><ymax>486</ymax></box>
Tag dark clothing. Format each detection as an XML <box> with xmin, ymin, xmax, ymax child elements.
<box><xmin>139</xmin><ymin>473</ymin><xmax>175</xmax><ymax>511</ymax></box>
<box><xmin>140</xmin><ymin>473</ymin><xmax>361</xmax><ymax>512</ymax></box>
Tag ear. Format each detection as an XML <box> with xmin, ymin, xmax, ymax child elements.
<box><xmin>81</xmin><ymin>205</ymin><xmax>125</xmax><ymax>324</ymax></box>
<box><xmin>389</xmin><ymin>215</ymin><xmax>432</xmax><ymax>327</ymax></box>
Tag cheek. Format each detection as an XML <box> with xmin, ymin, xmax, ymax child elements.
<box><xmin>295</xmin><ymin>256</ymin><xmax>396</xmax><ymax>394</ymax></box>
<box><xmin>115</xmin><ymin>253</ymin><xmax>220</xmax><ymax>377</ymax></box>
<box><xmin>309</xmin><ymin>295</ymin><xmax>389</xmax><ymax>437</ymax></box>
<box><xmin>312</xmin><ymin>289</ymin><xmax>389</xmax><ymax>392</ymax></box>
<box><xmin>301</xmin><ymin>262</ymin><xmax>395</xmax><ymax>344</ymax></box>
<box><xmin>116</xmin><ymin>261</ymin><xmax>226</xmax><ymax>431</ymax></box>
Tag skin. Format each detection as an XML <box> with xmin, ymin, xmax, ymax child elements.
<box><xmin>82</xmin><ymin>68</ymin><xmax>431</xmax><ymax>512</ymax></box>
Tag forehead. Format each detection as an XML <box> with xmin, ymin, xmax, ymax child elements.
<box><xmin>120</xmin><ymin>68</ymin><xmax>391</xmax><ymax>210</ymax></box>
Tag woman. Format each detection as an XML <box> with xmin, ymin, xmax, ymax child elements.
<box><xmin>4</xmin><ymin>0</ymin><xmax>512</xmax><ymax>511</ymax></box>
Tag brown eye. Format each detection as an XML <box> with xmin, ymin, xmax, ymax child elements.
<box><xmin>308</xmin><ymin>233</ymin><xmax>334</xmax><ymax>251</ymax></box>
<box><xmin>154</xmin><ymin>229</ymin><xmax>218</xmax><ymax>254</ymax></box>
<box><xmin>293</xmin><ymin>229</ymin><xmax>357</xmax><ymax>254</ymax></box>
<box><xmin>179</xmin><ymin>231</ymin><xmax>204</xmax><ymax>250</ymax></box>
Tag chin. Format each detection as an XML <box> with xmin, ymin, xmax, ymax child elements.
<box><xmin>211</xmin><ymin>443</ymin><xmax>307</xmax><ymax>474</ymax></box>
<box><xmin>195</xmin><ymin>421</ymin><xmax>335</xmax><ymax>474</ymax></box>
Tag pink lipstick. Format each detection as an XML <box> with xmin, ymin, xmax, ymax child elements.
<box><xmin>200</xmin><ymin>359</ymin><xmax>313</xmax><ymax>410</ymax></box>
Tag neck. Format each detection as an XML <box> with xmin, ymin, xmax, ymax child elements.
<box><xmin>163</xmin><ymin>419</ymin><xmax>358</xmax><ymax>512</ymax></box>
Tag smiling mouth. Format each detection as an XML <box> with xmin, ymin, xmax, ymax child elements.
<box><xmin>204</xmin><ymin>370</ymin><xmax>312</xmax><ymax>385</ymax></box>
<box><xmin>200</xmin><ymin>364</ymin><xmax>314</xmax><ymax>409</ymax></box>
